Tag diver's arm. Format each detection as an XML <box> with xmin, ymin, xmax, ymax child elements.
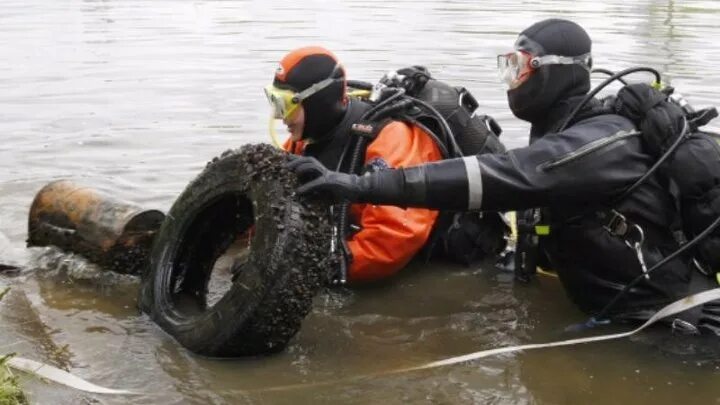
<box><xmin>288</xmin><ymin>155</ymin><xmax>472</xmax><ymax>210</ymax></box>
<box><xmin>357</xmin><ymin>158</ymin><xmax>475</xmax><ymax>210</ymax></box>
<box><xmin>290</xmin><ymin>116</ymin><xmax>648</xmax><ymax>211</ymax></box>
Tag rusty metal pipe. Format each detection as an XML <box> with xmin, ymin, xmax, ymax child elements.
<box><xmin>27</xmin><ymin>180</ymin><xmax>165</xmax><ymax>275</ymax></box>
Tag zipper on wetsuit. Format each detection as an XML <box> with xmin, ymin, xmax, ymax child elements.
<box><xmin>539</xmin><ymin>130</ymin><xmax>641</xmax><ymax>171</ymax></box>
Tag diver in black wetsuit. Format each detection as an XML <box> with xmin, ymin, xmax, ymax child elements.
<box><xmin>287</xmin><ymin>18</ymin><xmax>720</xmax><ymax>334</ymax></box>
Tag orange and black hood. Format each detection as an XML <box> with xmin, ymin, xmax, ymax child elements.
<box><xmin>273</xmin><ymin>46</ymin><xmax>347</xmax><ymax>142</ymax></box>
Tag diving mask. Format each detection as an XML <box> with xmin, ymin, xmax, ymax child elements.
<box><xmin>264</xmin><ymin>70</ymin><xmax>342</xmax><ymax>120</ymax></box>
<box><xmin>497</xmin><ymin>50</ymin><xmax>592</xmax><ymax>89</ymax></box>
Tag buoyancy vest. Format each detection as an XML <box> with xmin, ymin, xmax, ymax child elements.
<box><xmin>347</xmin><ymin>67</ymin><xmax>509</xmax><ymax>265</ymax></box>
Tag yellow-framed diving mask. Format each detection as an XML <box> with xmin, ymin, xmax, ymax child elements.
<box><xmin>264</xmin><ymin>75</ymin><xmax>340</xmax><ymax>121</ymax></box>
<box><xmin>264</xmin><ymin>63</ymin><xmax>343</xmax><ymax>148</ymax></box>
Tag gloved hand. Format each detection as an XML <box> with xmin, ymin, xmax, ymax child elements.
<box><xmin>286</xmin><ymin>156</ymin><xmax>364</xmax><ymax>202</ymax></box>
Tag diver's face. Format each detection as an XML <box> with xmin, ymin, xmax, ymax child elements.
<box><xmin>283</xmin><ymin>105</ymin><xmax>304</xmax><ymax>141</ymax></box>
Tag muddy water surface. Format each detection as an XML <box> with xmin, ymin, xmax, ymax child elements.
<box><xmin>2</xmin><ymin>0</ymin><xmax>720</xmax><ymax>403</ymax></box>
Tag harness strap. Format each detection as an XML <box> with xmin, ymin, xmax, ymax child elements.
<box><xmin>598</xmin><ymin>209</ymin><xmax>626</xmax><ymax>236</ymax></box>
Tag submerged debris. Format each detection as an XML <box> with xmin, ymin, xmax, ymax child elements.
<box><xmin>27</xmin><ymin>180</ymin><xmax>164</xmax><ymax>276</ymax></box>
<box><xmin>140</xmin><ymin>143</ymin><xmax>335</xmax><ymax>356</ymax></box>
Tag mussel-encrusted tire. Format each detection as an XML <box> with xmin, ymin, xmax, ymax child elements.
<box><xmin>139</xmin><ymin>144</ymin><xmax>332</xmax><ymax>356</ymax></box>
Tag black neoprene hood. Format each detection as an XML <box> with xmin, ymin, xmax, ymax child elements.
<box><xmin>507</xmin><ymin>18</ymin><xmax>592</xmax><ymax>125</ymax></box>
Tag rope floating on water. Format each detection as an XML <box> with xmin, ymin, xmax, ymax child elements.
<box><xmin>256</xmin><ymin>288</ymin><xmax>720</xmax><ymax>392</ymax></box>
<box><xmin>7</xmin><ymin>357</ymin><xmax>136</xmax><ymax>395</ymax></box>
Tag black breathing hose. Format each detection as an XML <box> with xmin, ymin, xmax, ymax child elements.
<box><xmin>407</xmin><ymin>96</ymin><xmax>464</xmax><ymax>158</ymax></box>
<box><xmin>558</xmin><ymin>66</ymin><xmax>662</xmax><ymax>132</ymax></box>
<box><xmin>331</xmin><ymin>83</ymin><xmax>466</xmax><ymax>283</ymax></box>
<box><xmin>333</xmin><ymin>88</ymin><xmax>407</xmax><ymax>284</ymax></box>
<box><xmin>612</xmin><ymin>118</ymin><xmax>689</xmax><ymax>204</ymax></box>
<box><xmin>556</xmin><ymin>67</ymin><xmax>669</xmax><ymax>222</ymax></box>
<box><xmin>592</xmin><ymin>68</ymin><xmax>629</xmax><ymax>85</ymax></box>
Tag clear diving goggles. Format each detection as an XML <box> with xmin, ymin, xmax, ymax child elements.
<box><xmin>497</xmin><ymin>50</ymin><xmax>592</xmax><ymax>89</ymax></box>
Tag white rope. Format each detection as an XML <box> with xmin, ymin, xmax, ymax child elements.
<box><xmin>397</xmin><ymin>287</ymin><xmax>720</xmax><ymax>372</ymax></box>
<box><xmin>256</xmin><ymin>288</ymin><xmax>720</xmax><ymax>392</ymax></box>
<box><xmin>7</xmin><ymin>357</ymin><xmax>135</xmax><ymax>395</ymax></box>
<box><xmin>13</xmin><ymin>288</ymin><xmax>710</xmax><ymax>395</ymax></box>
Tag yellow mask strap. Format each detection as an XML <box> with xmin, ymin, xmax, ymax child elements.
<box><xmin>268</xmin><ymin>114</ymin><xmax>283</xmax><ymax>149</ymax></box>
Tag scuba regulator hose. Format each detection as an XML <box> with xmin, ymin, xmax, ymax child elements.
<box><xmin>331</xmin><ymin>84</ymin><xmax>468</xmax><ymax>284</ymax></box>
<box><xmin>613</xmin><ymin>118</ymin><xmax>689</xmax><ymax>203</ymax></box>
<box><xmin>557</xmin><ymin>69</ymin><xmax>690</xmax><ymax>216</ymax></box>
<box><xmin>558</xmin><ymin>66</ymin><xmax>662</xmax><ymax>132</ymax></box>
<box><xmin>335</xmin><ymin>88</ymin><xmax>408</xmax><ymax>171</ymax></box>
<box><xmin>591</xmin><ymin>67</ymin><xmax>629</xmax><ymax>85</ymax></box>
<box><xmin>405</xmin><ymin>96</ymin><xmax>464</xmax><ymax>158</ymax></box>
<box><xmin>333</xmin><ymin>88</ymin><xmax>408</xmax><ymax>284</ymax></box>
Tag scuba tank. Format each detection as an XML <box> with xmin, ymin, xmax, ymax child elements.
<box><xmin>367</xmin><ymin>66</ymin><xmax>505</xmax><ymax>156</ymax></box>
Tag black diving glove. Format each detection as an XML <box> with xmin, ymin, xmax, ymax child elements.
<box><xmin>287</xmin><ymin>155</ymin><xmax>472</xmax><ymax>211</ymax></box>
<box><xmin>286</xmin><ymin>156</ymin><xmax>367</xmax><ymax>202</ymax></box>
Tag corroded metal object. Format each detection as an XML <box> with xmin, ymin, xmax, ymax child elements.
<box><xmin>27</xmin><ymin>180</ymin><xmax>165</xmax><ymax>275</ymax></box>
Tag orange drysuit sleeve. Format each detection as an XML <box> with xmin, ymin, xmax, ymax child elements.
<box><xmin>347</xmin><ymin>121</ymin><xmax>442</xmax><ymax>282</ymax></box>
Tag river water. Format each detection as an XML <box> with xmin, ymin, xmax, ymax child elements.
<box><xmin>1</xmin><ymin>0</ymin><xmax>720</xmax><ymax>403</ymax></box>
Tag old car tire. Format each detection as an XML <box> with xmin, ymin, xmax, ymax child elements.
<box><xmin>139</xmin><ymin>144</ymin><xmax>332</xmax><ymax>356</ymax></box>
